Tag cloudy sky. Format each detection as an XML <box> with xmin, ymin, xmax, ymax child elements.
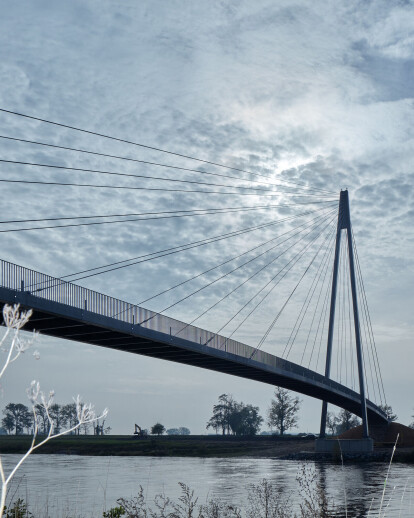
<box><xmin>0</xmin><ymin>0</ymin><xmax>413</xmax><ymax>435</ymax></box>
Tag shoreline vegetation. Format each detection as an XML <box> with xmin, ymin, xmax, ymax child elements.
<box><xmin>1</xmin><ymin>435</ymin><xmax>414</xmax><ymax>462</ymax></box>
<box><xmin>0</xmin><ymin>475</ymin><xmax>379</xmax><ymax>518</ymax></box>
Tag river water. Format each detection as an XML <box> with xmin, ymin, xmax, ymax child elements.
<box><xmin>1</xmin><ymin>454</ymin><xmax>414</xmax><ymax>517</ymax></box>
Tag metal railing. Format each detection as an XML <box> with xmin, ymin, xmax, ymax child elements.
<box><xmin>0</xmin><ymin>258</ymin><xmax>363</xmax><ymax>401</ymax></box>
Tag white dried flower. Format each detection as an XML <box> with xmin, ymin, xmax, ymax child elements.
<box><xmin>3</xmin><ymin>304</ymin><xmax>32</xmax><ymax>330</ymax></box>
<box><xmin>73</xmin><ymin>395</ymin><xmax>107</xmax><ymax>424</ymax></box>
<box><xmin>26</xmin><ymin>380</ymin><xmax>40</xmax><ymax>405</ymax></box>
<box><xmin>33</xmin><ymin>350</ymin><xmax>40</xmax><ymax>360</ymax></box>
<box><xmin>40</xmin><ymin>389</ymin><xmax>55</xmax><ymax>410</ymax></box>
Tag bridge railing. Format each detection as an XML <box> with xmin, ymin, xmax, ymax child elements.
<box><xmin>0</xmin><ymin>258</ymin><xmax>362</xmax><ymax>401</ymax></box>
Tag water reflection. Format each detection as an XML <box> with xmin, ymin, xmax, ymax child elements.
<box><xmin>1</xmin><ymin>455</ymin><xmax>413</xmax><ymax>517</ymax></box>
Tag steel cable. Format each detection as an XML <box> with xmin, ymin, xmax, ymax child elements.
<box><xmin>0</xmin><ymin>134</ymin><xmax>334</xmax><ymax>194</ymax></box>
<box><xmin>28</xmin><ymin>205</ymin><xmax>336</xmax><ymax>292</ymax></box>
<box><xmin>0</xmin><ymin>158</ymin><xmax>336</xmax><ymax>198</ymax></box>
<box><xmin>251</xmin><ymin>214</ymin><xmax>337</xmax><ymax>357</ymax></box>
<box><xmin>172</xmin><ymin>210</ymin><xmax>337</xmax><ymax>339</ymax></box>
<box><xmin>0</xmin><ymin>109</ymin><xmax>337</xmax><ymax>194</ymax></box>
<box><xmin>282</xmin><ymin>226</ymin><xmax>336</xmax><ymax>359</ymax></box>
<box><xmin>210</xmin><ymin>213</ymin><xmax>338</xmax><ymax>348</ymax></box>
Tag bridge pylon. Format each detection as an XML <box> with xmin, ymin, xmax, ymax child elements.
<box><xmin>319</xmin><ymin>190</ymin><xmax>369</xmax><ymax>439</ymax></box>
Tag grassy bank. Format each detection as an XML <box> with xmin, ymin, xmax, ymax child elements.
<box><xmin>2</xmin><ymin>434</ymin><xmax>414</xmax><ymax>461</ymax></box>
<box><xmin>0</xmin><ymin>434</ymin><xmax>314</xmax><ymax>457</ymax></box>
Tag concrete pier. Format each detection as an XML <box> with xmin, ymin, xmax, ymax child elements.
<box><xmin>315</xmin><ymin>438</ymin><xmax>374</xmax><ymax>454</ymax></box>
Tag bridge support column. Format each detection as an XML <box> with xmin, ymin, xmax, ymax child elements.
<box><xmin>320</xmin><ymin>190</ymin><xmax>369</xmax><ymax>439</ymax></box>
<box><xmin>319</xmin><ymin>206</ymin><xmax>342</xmax><ymax>438</ymax></box>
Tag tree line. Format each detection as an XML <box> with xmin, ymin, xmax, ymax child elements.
<box><xmin>325</xmin><ymin>404</ymin><xmax>402</xmax><ymax>435</ymax></box>
<box><xmin>2</xmin><ymin>396</ymin><xmax>404</xmax><ymax>438</ymax></box>
<box><xmin>205</xmin><ymin>391</ymin><xmax>403</xmax><ymax>437</ymax></box>
<box><xmin>1</xmin><ymin>402</ymin><xmax>109</xmax><ymax>436</ymax></box>
<box><xmin>148</xmin><ymin>424</ymin><xmax>191</xmax><ymax>436</ymax></box>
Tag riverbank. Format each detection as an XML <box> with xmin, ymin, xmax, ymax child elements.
<box><xmin>1</xmin><ymin>434</ymin><xmax>414</xmax><ymax>461</ymax></box>
<box><xmin>0</xmin><ymin>434</ymin><xmax>312</xmax><ymax>457</ymax></box>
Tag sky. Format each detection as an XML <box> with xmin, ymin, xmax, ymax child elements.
<box><xmin>0</xmin><ymin>0</ymin><xmax>413</xmax><ymax>435</ymax></box>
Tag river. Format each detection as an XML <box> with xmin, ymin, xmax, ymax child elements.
<box><xmin>1</xmin><ymin>454</ymin><xmax>413</xmax><ymax>517</ymax></box>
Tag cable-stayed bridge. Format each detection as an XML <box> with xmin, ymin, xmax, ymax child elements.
<box><xmin>0</xmin><ymin>108</ymin><xmax>389</xmax><ymax>438</ymax></box>
<box><xmin>0</xmin><ymin>251</ymin><xmax>387</xmax><ymax>427</ymax></box>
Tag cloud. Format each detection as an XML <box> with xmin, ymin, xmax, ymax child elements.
<box><xmin>0</xmin><ymin>0</ymin><xmax>413</xmax><ymax>433</ymax></box>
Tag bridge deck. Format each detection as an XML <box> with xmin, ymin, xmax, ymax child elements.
<box><xmin>0</xmin><ymin>259</ymin><xmax>387</xmax><ymax>424</ymax></box>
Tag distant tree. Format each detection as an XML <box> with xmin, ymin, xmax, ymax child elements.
<box><xmin>207</xmin><ymin>394</ymin><xmax>262</xmax><ymax>436</ymax></box>
<box><xmin>49</xmin><ymin>404</ymin><xmax>66</xmax><ymax>434</ymax></box>
<box><xmin>205</xmin><ymin>413</ymin><xmax>222</xmax><ymax>435</ymax></box>
<box><xmin>267</xmin><ymin>388</ymin><xmax>301</xmax><ymax>436</ymax></box>
<box><xmin>80</xmin><ymin>422</ymin><xmax>91</xmax><ymax>435</ymax></box>
<box><xmin>94</xmin><ymin>417</ymin><xmax>109</xmax><ymax>435</ymax></box>
<box><xmin>166</xmin><ymin>427</ymin><xmax>190</xmax><ymax>435</ymax></box>
<box><xmin>1</xmin><ymin>415</ymin><xmax>14</xmax><ymax>435</ymax></box>
<box><xmin>61</xmin><ymin>403</ymin><xmax>79</xmax><ymax>435</ymax></box>
<box><xmin>206</xmin><ymin>394</ymin><xmax>234</xmax><ymax>435</ymax></box>
<box><xmin>35</xmin><ymin>403</ymin><xmax>50</xmax><ymax>435</ymax></box>
<box><xmin>2</xmin><ymin>403</ymin><xmax>32</xmax><ymax>435</ymax></box>
<box><xmin>379</xmin><ymin>404</ymin><xmax>398</xmax><ymax>422</ymax></box>
<box><xmin>151</xmin><ymin>423</ymin><xmax>165</xmax><ymax>436</ymax></box>
<box><xmin>229</xmin><ymin>403</ymin><xmax>263</xmax><ymax>436</ymax></box>
<box><xmin>335</xmin><ymin>409</ymin><xmax>360</xmax><ymax>434</ymax></box>
<box><xmin>326</xmin><ymin>411</ymin><xmax>338</xmax><ymax>436</ymax></box>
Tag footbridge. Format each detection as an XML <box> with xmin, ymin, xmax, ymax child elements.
<box><xmin>0</xmin><ymin>257</ymin><xmax>387</xmax><ymax>425</ymax></box>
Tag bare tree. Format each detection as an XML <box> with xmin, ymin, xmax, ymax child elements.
<box><xmin>80</xmin><ymin>419</ymin><xmax>91</xmax><ymax>435</ymax></box>
<box><xmin>94</xmin><ymin>416</ymin><xmax>108</xmax><ymax>435</ymax></box>
<box><xmin>267</xmin><ymin>387</ymin><xmax>301</xmax><ymax>436</ymax></box>
<box><xmin>35</xmin><ymin>403</ymin><xmax>50</xmax><ymax>434</ymax></box>
<box><xmin>326</xmin><ymin>411</ymin><xmax>338</xmax><ymax>436</ymax></box>
<box><xmin>379</xmin><ymin>404</ymin><xmax>398</xmax><ymax>422</ymax></box>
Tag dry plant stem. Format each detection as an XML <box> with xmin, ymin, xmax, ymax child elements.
<box><xmin>0</xmin><ymin>306</ymin><xmax>36</xmax><ymax>382</ymax></box>
<box><xmin>337</xmin><ymin>439</ymin><xmax>348</xmax><ymax>518</ymax></box>
<box><xmin>398</xmin><ymin>479</ymin><xmax>410</xmax><ymax>518</ymax></box>
<box><xmin>0</xmin><ymin>328</ymin><xmax>12</xmax><ymax>380</ymax></box>
<box><xmin>367</xmin><ymin>496</ymin><xmax>375</xmax><ymax>517</ymax></box>
<box><xmin>381</xmin><ymin>485</ymin><xmax>396</xmax><ymax>517</ymax></box>
<box><xmin>0</xmin><ymin>407</ymin><xmax>107</xmax><ymax>516</ymax></box>
<box><xmin>378</xmin><ymin>433</ymin><xmax>399</xmax><ymax>518</ymax></box>
<box><xmin>0</xmin><ymin>304</ymin><xmax>108</xmax><ymax>517</ymax></box>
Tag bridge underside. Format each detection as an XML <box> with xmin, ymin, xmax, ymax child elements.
<box><xmin>0</xmin><ymin>287</ymin><xmax>387</xmax><ymax>425</ymax></box>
